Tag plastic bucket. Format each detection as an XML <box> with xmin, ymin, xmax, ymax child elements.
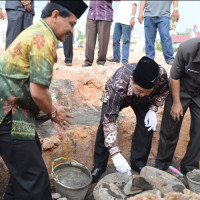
<box><xmin>186</xmin><ymin>170</ymin><xmax>200</xmax><ymax>194</ymax></box>
<box><xmin>51</xmin><ymin>161</ymin><xmax>92</xmax><ymax>200</ymax></box>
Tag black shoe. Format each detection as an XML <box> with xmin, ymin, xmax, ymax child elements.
<box><xmin>122</xmin><ymin>61</ymin><xmax>128</xmax><ymax>64</ymax></box>
<box><xmin>82</xmin><ymin>62</ymin><xmax>91</xmax><ymax>67</ymax></box>
<box><xmin>65</xmin><ymin>62</ymin><xmax>72</xmax><ymax>66</ymax></box>
<box><xmin>131</xmin><ymin>164</ymin><xmax>144</xmax><ymax>173</ymax></box>
<box><xmin>107</xmin><ymin>58</ymin><xmax>120</xmax><ymax>63</ymax></box>
<box><xmin>91</xmin><ymin>167</ymin><xmax>106</xmax><ymax>183</ymax></box>
<box><xmin>97</xmin><ymin>63</ymin><xmax>104</xmax><ymax>66</ymax></box>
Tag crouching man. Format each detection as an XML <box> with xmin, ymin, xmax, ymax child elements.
<box><xmin>91</xmin><ymin>56</ymin><xmax>169</xmax><ymax>183</ymax></box>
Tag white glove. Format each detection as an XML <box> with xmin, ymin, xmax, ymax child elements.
<box><xmin>112</xmin><ymin>153</ymin><xmax>132</xmax><ymax>176</ymax></box>
<box><xmin>144</xmin><ymin>110</ymin><xmax>157</xmax><ymax>131</ymax></box>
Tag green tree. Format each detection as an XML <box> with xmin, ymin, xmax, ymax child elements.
<box><xmin>176</xmin><ymin>28</ymin><xmax>192</xmax><ymax>35</ymax></box>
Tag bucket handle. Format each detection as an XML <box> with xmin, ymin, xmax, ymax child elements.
<box><xmin>52</xmin><ymin>157</ymin><xmax>80</xmax><ymax>174</ymax></box>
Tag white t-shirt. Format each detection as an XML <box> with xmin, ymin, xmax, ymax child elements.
<box><xmin>115</xmin><ymin>1</ymin><xmax>137</xmax><ymax>26</ymax></box>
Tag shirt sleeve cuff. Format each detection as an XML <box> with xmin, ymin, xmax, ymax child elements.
<box><xmin>109</xmin><ymin>146</ymin><xmax>120</xmax><ymax>155</ymax></box>
<box><xmin>170</xmin><ymin>67</ymin><xmax>181</xmax><ymax>80</ymax></box>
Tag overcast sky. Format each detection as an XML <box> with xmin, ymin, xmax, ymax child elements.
<box><xmin>1</xmin><ymin>1</ymin><xmax>200</xmax><ymax>38</ymax></box>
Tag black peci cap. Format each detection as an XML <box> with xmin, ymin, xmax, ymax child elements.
<box><xmin>51</xmin><ymin>0</ymin><xmax>88</xmax><ymax>19</ymax></box>
<box><xmin>133</xmin><ymin>56</ymin><xmax>160</xmax><ymax>89</ymax></box>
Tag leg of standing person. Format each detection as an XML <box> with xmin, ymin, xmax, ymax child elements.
<box><xmin>63</xmin><ymin>33</ymin><xmax>73</xmax><ymax>66</ymax></box>
<box><xmin>157</xmin><ymin>17</ymin><xmax>174</xmax><ymax>64</ymax></box>
<box><xmin>180</xmin><ymin>101</ymin><xmax>200</xmax><ymax>174</ymax></box>
<box><xmin>130</xmin><ymin>102</ymin><xmax>154</xmax><ymax>173</ymax></box>
<box><xmin>92</xmin><ymin>103</ymin><xmax>109</xmax><ymax>183</ymax></box>
<box><xmin>96</xmin><ymin>20</ymin><xmax>112</xmax><ymax>66</ymax></box>
<box><xmin>144</xmin><ymin>17</ymin><xmax>157</xmax><ymax>60</ymax></box>
<box><xmin>0</xmin><ymin>111</ymin><xmax>52</xmax><ymax>200</ymax></box>
<box><xmin>23</xmin><ymin>11</ymin><xmax>33</xmax><ymax>30</ymax></box>
<box><xmin>155</xmin><ymin>93</ymin><xmax>189</xmax><ymax>170</ymax></box>
<box><xmin>112</xmin><ymin>23</ymin><xmax>122</xmax><ymax>62</ymax></box>
<box><xmin>83</xmin><ymin>19</ymin><xmax>97</xmax><ymax>66</ymax></box>
<box><xmin>5</xmin><ymin>10</ymin><xmax>24</xmax><ymax>49</ymax></box>
<box><xmin>121</xmin><ymin>24</ymin><xmax>132</xmax><ymax>64</ymax></box>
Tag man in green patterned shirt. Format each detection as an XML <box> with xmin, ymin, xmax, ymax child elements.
<box><xmin>0</xmin><ymin>1</ymin><xmax>87</xmax><ymax>199</ymax></box>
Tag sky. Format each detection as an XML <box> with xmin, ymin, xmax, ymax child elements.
<box><xmin>1</xmin><ymin>1</ymin><xmax>200</xmax><ymax>38</ymax></box>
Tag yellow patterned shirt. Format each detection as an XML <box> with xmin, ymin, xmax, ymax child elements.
<box><xmin>0</xmin><ymin>19</ymin><xmax>58</xmax><ymax>140</ymax></box>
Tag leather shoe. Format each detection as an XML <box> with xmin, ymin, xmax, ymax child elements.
<box><xmin>65</xmin><ymin>62</ymin><xmax>72</xmax><ymax>66</ymax></box>
<box><xmin>82</xmin><ymin>62</ymin><xmax>91</xmax><ymax>67</ymax></box>
<box><xmin>107</xmin><ymin>58</ymin><xmax>120</xmax><ymax>63</ymax></box>
<box><xmin>131</xmin><ymin>164</ymin><xmax>144</xmax><ymax>173</ymax></box>
<box><xmin>91</xmin><ymin>167</ymin><xmax>106</xmax><ymax>183</ymax></box>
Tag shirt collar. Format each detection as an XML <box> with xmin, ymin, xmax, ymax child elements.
<box><xmin>40</xmin><ymin>19</ymin><xmax>59</xmax><ymax>46</ymax></box>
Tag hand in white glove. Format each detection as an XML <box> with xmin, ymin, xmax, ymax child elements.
<box><xmin>112</xmin><ymin>153</ymin><xmax>132</xmax><ymax>176</ymax></box>
<box><xmin>144</xmin><ymin>110</ymin><xmax>157</xmax><ymax>131</ymax></box>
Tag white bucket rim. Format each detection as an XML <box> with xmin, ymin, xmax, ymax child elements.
<box><xmin>51</xmin><ymin>162</ymin><xmax>92</xmax><ymax>190</ymax></box>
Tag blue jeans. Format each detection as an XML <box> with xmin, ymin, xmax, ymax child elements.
<box><xmin>144</xmin><ymin>16</ymin><xmax>174</xmax><ymax>63</ymax></box>
<box><xmin>113</xmin><ymin>23</ymin><xmax>133</xmax><ymax>63</ymax></box>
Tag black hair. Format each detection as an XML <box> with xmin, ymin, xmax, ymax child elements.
<box><xmin>41</xmin><ymin>3</ymin><xmax>71</xmax><ymax>19</ymax></box>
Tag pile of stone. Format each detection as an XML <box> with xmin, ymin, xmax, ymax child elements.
<box><xmin>93</xmin><ymin>166</ymin><xmax>200</xmax><ymax>200</ymax></box>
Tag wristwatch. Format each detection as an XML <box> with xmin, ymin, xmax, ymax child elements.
<box><xmin>49</xmin><ymin>108</ymin><xmax>57</xmax><ymax>119</ymax></box>
<box><xmin>131</xmin><ymin>15</ymin><xmax>135</xmax><ymax>19</ymax></box>
<box><xmin>173</xmin><ymin>8</ymin><xmax>178</xmax><ymax>11</ymax></box>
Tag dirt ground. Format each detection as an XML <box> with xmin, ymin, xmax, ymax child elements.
<box><xmin>54</xmin><ymin>45</ymin><xmax>191</xmax><ymax>163</ymax></box>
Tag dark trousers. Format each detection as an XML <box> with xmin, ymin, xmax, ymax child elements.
<box><xmin>6</xmin><ymin>10</ymin><xmax>33</xmax><ymax>49</ymax></box>
<box><xmin>93</xmin><ymin>102</ymin><xmax>153</xmax><ymax>171</ymax></box>
<box><xmin>85</xmin><ymin>19</ymin><xmax>111</xmax><ymax>65</ymax></box>
<box><xmin>155</xmin><ymin>93</ymin><xmax>200</xmax><ymax>174</ymax></box>
<box><xmin>0</xmin><ymin>111</ymin><xmax>52</xmax><ymax>200</ymax></box>
<box><xmin>63</xmin><ymin>33</ymin><xmax>73</xmax><ymax>63</ymax></box>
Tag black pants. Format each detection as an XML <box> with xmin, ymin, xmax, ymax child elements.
<box><xmin>155</xmin><ymin>93</ymin><xmax>200</xmax><ymax>174</ymax></box>
<box><xmin>6</xmin><ymin>10</ymin><xmax>33</xmax><ymax>49</ymax></box>
<box><xmin>63</xmin><ymin>33</ymin><xmax>73</xmax><ymax>64</ymax></box>
<box><xmin>93</xmin><ymin>102</ymin><xmax>153</xmax><ymax>171</ymax></box>
<box><xmin>0</xmin><ymin>111</ymin><xmax>52</xmax><ymax>200</ymax></box>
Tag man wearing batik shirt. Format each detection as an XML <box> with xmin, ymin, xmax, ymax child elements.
<box><xmin>91</xmin><ymin>56</ymin><xmax>169</xmax><ymax>183</ymax></box>
<box><xmin>0</xmin><ymin>1</ymin><xmax>87</xmax><ymax>199</ymax></box>
<box><xmin>82</xmin><ymin>0</ymin><xmax>113</xmax><ymax>67</ymax></box>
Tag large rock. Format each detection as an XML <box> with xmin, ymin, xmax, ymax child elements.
<box><xmin>140</xmin><ymin>166</ymin><xmax>186</xmax><ymax>196</ymax></box>
<box><xmin>93</xmin><ymin>181</ymin><xmax>127</xmax><ymax>200</ymax></box>
<box><xmin>123</xmin><ymin>176</ymin><xmax>153</xmax><ymax>196</ymax></box>
<box><xmin>93</xmin><ymin>172</ymin><xmax>132</xmax><ymax>200</ymax></box>
<box><xmin>128</xmin><ymin>193</ymin><xmax>160</xmax><ymax>200</ymax></box>
<box><xmin>98</xmin><ymin>172</ymin><xmax>132</xmax><ymax>190</ymax></box>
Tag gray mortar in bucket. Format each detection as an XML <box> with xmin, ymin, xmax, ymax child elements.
<box><xmin>186</xmin><ymin>169</ymin><xmax>200</xmax><ymax>194</ymax></box>
<box><xmin>52</xmin><ymin>162</ymin><xmax>92</xmax><ymax>200</ymax></box>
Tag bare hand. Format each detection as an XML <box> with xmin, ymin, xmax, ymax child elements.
<box><xmin>171</xmin><ymin>10</ymin><xmax>180</xmax><ymax>22</ymax></box>
<box><xmin>25</xmin><ymin>4</ymin><xmax>31</xmax><ymax>11</ymax></box>
<box><xmin>138</xmin><ymin>12</ymin><xmax>144</xmax><ymax>24</ymax></box>
<box><xmin>52</xmin><ymin>105</ymin><xmax>73</xmax><ymax>129</ymax></box>
<box><xmin>130</xmin><ymin>18</ymin><xmax>135</xmax><ymax>28</ymax></box>
<box><xmin>52</xmin><ymin>121</ymin><xmax>65</xmax><ymax>136</ymax></box>
<box><xmin>170</xmin><ymin>102</ymin><xmax>183</xmax><ymax>121</ymax></box>
<box><xmin>21</xmin><ymin>0</ymin><xmax>31</xmax><ymax>6</ymax></box>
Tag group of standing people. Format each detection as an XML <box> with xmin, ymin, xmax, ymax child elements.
<box><xmin>65</xmin><ymin>0</ymin><xmax>179</xmax><ymax>67</ymax></box>
<box><xmin>0</xmin><ymin>0</ymin><xmax>200</xmax><ymax>200</ymax></box>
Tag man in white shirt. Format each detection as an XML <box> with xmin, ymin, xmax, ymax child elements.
<box><xmin>107</xmin><ymin>1</ymin><xmax>137</xmax><ymax>64</ymax></box>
